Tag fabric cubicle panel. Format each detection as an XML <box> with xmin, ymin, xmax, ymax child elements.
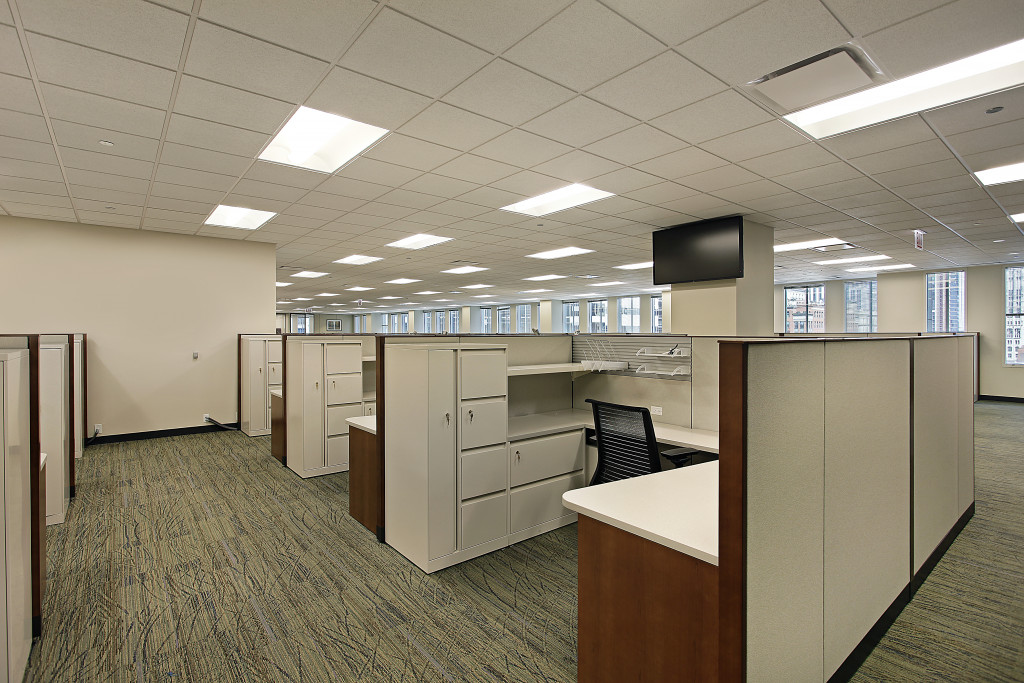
<box><xmin>957</xmin><ymin>335</ymin><xmax>975</xmax><ymax>515</ymax></box>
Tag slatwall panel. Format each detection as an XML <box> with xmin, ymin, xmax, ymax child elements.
<box><xmin>571</xmin><ymin>335</ymin><xmax>691</xmax><ymax>382</ymax></box>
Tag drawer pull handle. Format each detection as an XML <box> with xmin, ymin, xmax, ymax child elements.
<box><xmin>445</xmin><ymin>412</ymin><xmax>451</xmax><ymax>425</ymax></box>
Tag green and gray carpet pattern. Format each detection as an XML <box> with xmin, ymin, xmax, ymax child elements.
<box><xmin>25</xmin><ymin>401</ymin><xmax>1024</xmax><ymax>681</ymax></box>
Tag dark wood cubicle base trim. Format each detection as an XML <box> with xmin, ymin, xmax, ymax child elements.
<box><xmin>348</xmin><ymin>426</ymin><xmax>380</xmax><ymax>536</ymax></box>
<box><xmin>577</xmin><ymin>516</ymin><xmax>719</xmax><ymax>683</ymax></box>
<box><xmin>912</xmin><ymin>503</ymin><xmax>975</xmax><ymax>593</ymax></box>
<box><xmin>374</xmin><ymin>335</ymin><xmax>385</xmax><ymax>542</ymax></box>
<box><xmin>978</xmin><ymin>394</ymin><xmax>1024</xmax><ymax>403</ymax></box>
<box><xmin>717</xmin><ymin>341</ymin><xmax>747</xmax><ymax>683</ymax></box>
<box><xmin>827</xmin><ymin>585</ymin><xmax>911</xmax><ymax>683</ymax></box>
<box><xmin>90</xmin><ymin>423</ymin><xmax>239</xmax><ymax>444</ymax></box>
<box><xmin>270</xmin><ymin>393</ymin><xmax>286</xmax><ymax>465</ymax></box>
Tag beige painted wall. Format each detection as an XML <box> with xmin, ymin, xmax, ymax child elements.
<box><xmin>0</xmin><ymin>216</ymin><xmax>275</xmax><ymax>435</ymax></box>
<box><xmin>967</xmin><ymin>265</ymin><xmax>1022</xmax><ymax>398</ymax></box>
<box><xmin>877</xmin><ymin>270</ymin><xmax>926</xmax><ymax>333</ymax></box>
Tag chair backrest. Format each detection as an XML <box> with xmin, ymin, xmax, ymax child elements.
<box><xmin>586</xmin><ymin>398</ymin><xmax>662</xmax><ymax>486</ymax></box>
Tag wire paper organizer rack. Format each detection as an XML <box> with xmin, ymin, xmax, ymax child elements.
<box><xmin>579</xmin><ymin>338</ymin><xmax>628</xmax><ymax>371</ymax></box>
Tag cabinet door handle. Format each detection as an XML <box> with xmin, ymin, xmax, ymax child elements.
<box><xmin>315</xmin><ymin>381</ymin><xmax>319</xmax><ymax>389</ymax></box>
<box><xmin>258</xmin><ymin>367</ymin><xmax>261</xmax><ymax>373</ymax></box>
<box><xmin>468</xmin><ymin>410</ymin><xmax>474</xmax><ymax>421</ymax></box>
<box><xmin>332</xmin><ymin>380</ymin><xmax>335</xmax><ymax>388</ymax></box>
<box><xmin>515</xmin><ymin>450</ymin><xmax>520</xmax><ymax>462</ymax></box>
<box><xmin>445</xmin><ymin>412</ymin><xmax>451</xmax><ymax>425</ymax></box>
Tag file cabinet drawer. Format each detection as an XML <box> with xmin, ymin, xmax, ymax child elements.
<box><xmin>327</xmin><ymin>373</ymin><xmax>361</xmax><ymax>405</ymax></box>
<box><xmin>461</xmin><ymin>494</ymin><xmax>507</xmax><ymax>549</ymax></box>
<box><xmin>461</xmin><ymin>445</ymin><xmax>507</xmax><ymax>500</ymax></box>
<box><xmin>460</xmin><ymin>350</ymin><xmax>506</xmax><ymax>399</ymax></box>
<box><xmin>327</xmin><ymin>435</ymin><xmax>349</xmax><ymax>467</ymax></box>
<box><xmin>267</xmin><ymin>362</ymin><xmax>282</xmax><ymax>385</ymax></box>
<box><xmin>510</xmin><ymin>430</ymin><xmax>584</xmax><ymax>487</ymax></box>
<box><xmin>510</xmin><ymin>471</ymin><xmax>584</xmax><ymax>534</ymax></box>
<box><xmin>461</xmin><ymin>399</ymin><xmax>506</xmax><ymax>450</ymax></box>
<box><xmin>326</xmin><ymin>344</ymin><xmax>361</xmax><ymax>374</ymax></box>
<box><xmin>327</xmin><ymin>404</ymin><xmax>362</xmax><ymax>436</ymax></box>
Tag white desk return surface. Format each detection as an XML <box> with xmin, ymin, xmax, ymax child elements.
<box><xmin>562</xmin><ymin>462</ymin><xmax>719</xmax><ymax>566</ymax></box>
<box><xmin>346</xmin><ymin>415</ymin><xmax>376</xmax><ymax>435</ymax></box>
<box><xmin>507</xmin><ymin>408</ymin><xmax>719</xmax><ymax>453</ymax></box>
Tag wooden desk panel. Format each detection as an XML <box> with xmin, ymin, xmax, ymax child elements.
<box><xmin>577</xmin><ymin>516</ymin><xmax>719</xmax><ymax>683</ymax></box>
<box><xmin>270</xmin><ymin>392</ymin><xmax>285</xmax><ymax>465</ymax></box>
<box><xmin>349</xmin><ymin>425</ymin><xmax>382</xmax><ymax>538</ymax></box>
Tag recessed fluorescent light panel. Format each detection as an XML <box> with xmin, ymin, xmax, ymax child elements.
<box><xmin>335</xmin><ymin>254</ymin><xmax>382</xmax><ymax>265</ymax></box>
<box><xmin>346</xmin><ymin>286</ymin><xmax>373</xmax><ymax>291</ymax></box>
<box><xmin>292</xmin><ymin>271</ymin><xmax>328</xmax><ymax>278</ymax></box>
<box><xmin>773</xmin><ymin>238</ymin><xmax>847</xmax><ymax>252</ymax></box>
<box><xmin>378</xmin><ymin>295</ymin><xmax>401</xmax><ymax>300</ymax></box>
<box><xmin>812</xmin><ymin>255</ymin><xmax>891</xmax><ymax>265</ymax></box>
<box><xmin>385</xmin><ymin>278</ymin><xmax>421</xmax><ymax>284</ymax></box>
<box><xmin>500</xmin><ymin>184</ymin><xmax>614</xmax><ymax>216</ymax></box>
<box><xmin>461</xmin><ymin>284</ymin><xmax>492</xmax><ymax>289</ymax></box>
<box><xmin>386</xmin><ymin>234</ymin><xmax>452</xmax><ymax>250</ymax></box>
<box><xmin>526</xmin><ymin>247</ymin><xmax>594</xmax><ymax>260</ymax></box>
<box><xmin>1011</xmin><ymin>212</ymin><xmax>1024</xmax><ymax>223</ymax></box>
<box><xmin>523</xmin><ymin>274</ymin><xmax>567</xmax><ymax>281</ymax></box>
<box><xmin>589</xmin><ymin>281</ymin><xmax>625</xmax><ymax>287</ymax></box>
<box><xmin>786</xmin><ymin>37</ymin><xmax>1024</xmax><ymax>138</ymax></box>
<box><xmin>976</xmin><ymin>161</ymin><xmax>1024</xmax><ymax>186</ymax></box>
<box><xmin>205</xmin><ymin>205</ymin><xmax>276</xmax><ymax>230</ymax></box>
<box><xmin>415</xmin><ymin>290</ymin><xmax>441</xmax><ymax>295</ymax></box>
<box><xmin>293</xmin><ymin>297</ymin><xmax>312</xmax><ymax>301</ymax></box>
<box><xmin>846</xmin><ymin>264</ymin><xmax>915</xmax><ymax>272</ymax></box>
<box><xmin>259</xmin><ymin>106</ymin><xmax>388</xmax><ymax>173</ymax></box>
<box><xmin>472</xmin><ymin>295</ymin><xmax>492</xmax><ymax>298</ymax></box>
<box><xmin>522</xmin><ymin>289</ymin><xmax>553</xmax><ymax>293</ymax></box>
<box><xmin>317</xmin><ymin>293</ymin><xmax>339</xmax><ymax>297</ymax></box>
<box><xmin>614</xmin><ymin>261</ymin><xmax>654</xmax><ymax>270</ymax></box>
<box><xmin>275</xmin><ymin>282</ymin><xmax>292</xmax><ymax>287</ymax></box>
<box><xmin>442</xmin><ymin>266</ymin><xmax>488</xmax><ymax>274</ymax></box>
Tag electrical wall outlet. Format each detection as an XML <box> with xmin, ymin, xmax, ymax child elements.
<box><xmin>650</xmin><ymin>406</ymin><xmax>663</xmax><ymax>416</ymax></box>
<box><xmin>94</xmin><ymin>424</ymin><xmax>102</xmax><ymax>434</ymax></box>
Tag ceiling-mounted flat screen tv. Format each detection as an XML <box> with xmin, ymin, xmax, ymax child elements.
<box><xmin>652</xmin><ymin>215</ymin><xmax>744</xmax><ymax>285</ymax></box>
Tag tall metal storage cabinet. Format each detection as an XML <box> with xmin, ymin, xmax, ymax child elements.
<box><xmin>1</xmin><ymin>350</ymin><xmax>32</xmax><ymax>683</ymax></box>
<box><xmin>286</xmin><ymin>337</ymin><xmax>364</xmax><ymax>478</ymax></box>
<box><xmin>39</xmin><ymin>343</ymin><xmax>69</xmax><ymax>526</ymax></box>
<box><xmin>240</xmin><ymin>335</ymin><xmax>282</xmax><ymax>436</ymax></box>
<box><xmin>385</xmin><ymin>343</ymin><xmax>509</xmax><ymax>573</ymax></box>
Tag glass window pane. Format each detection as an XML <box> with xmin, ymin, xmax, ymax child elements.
<box><xmin>481</xmin><ymin>308</ymin><xmax>492</xmax><ymax>334</ymax></box>
<box><xmin>619</xmin><ymin>296</ymin><xmax>640</xmax><ymax>333</ymax></box>
<box><xmin>516</xmin><ymin>304</ymin><xmax>531</xmax><ymax>333</ymax></box>
<box><xmin>449</xmin><ymin>309</ymin><xmax>460</xmax><ymax>333</ymax></box>
<box><xmin>1007</xmin><ymin>267</ymin><xmax>1024</xmax><ymax>364</ymax></box>
<box><xmin>589</xmin><ymin>300</ymin><xmax>608</xmax><ymax>333</ymax></box>
<box><xmin>563</xmin><ymin>301</ymin><xmax>580</xmax><ymax>333</ymax></box>
<box><xmin>784</xmin><ymin>285</ymin><xmax>824</xmax><ymax>333</ymax></box>
<box><xmin>435</xmin><ymin>310</ymin><xmax>445</xmax><ymax>333</ymax></box>
<box><xmin>926</xmin><ymin>271</ymin><xmax>965</xmax><ymax>332</ymax></box>
<box><xmin>651</xmin><ymin>295</ymin><xmax>663</xmax><ymax>333</ymax></box>
<box><xmin>844</xmin><ymin>280</ymin><xmax>877</xmax><ymax>332</ymax></box>
<box><xmin>497</xmin><ymin>306</ymin><xmax>511</xmax><ymax>333</ymax></box>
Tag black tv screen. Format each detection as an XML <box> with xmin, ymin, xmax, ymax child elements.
<box><xmin>652</xmin><ymin>216</ymin><xmax>744</xmax><ymax>285</ymax></box>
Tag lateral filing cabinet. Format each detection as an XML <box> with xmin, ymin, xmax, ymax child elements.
<box><xmin>1</xmin><ymin>350</ymin><xmax>32</xmax><ymax>683</ymax></box>
<box><xmin>240</xmin><ymin>335</ymin><xmax>282</xmax><ymax>436</ymax></box>
<box><xmin>286</xmin><ymin>338</ymin><xmax>363</xmax><ymax>478</ymax></box>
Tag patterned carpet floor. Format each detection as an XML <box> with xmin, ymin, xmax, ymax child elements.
<box><xmin>24</xmin><ymin>401</ymin><xmax>1024</xmax><ymax>682</ymax></box>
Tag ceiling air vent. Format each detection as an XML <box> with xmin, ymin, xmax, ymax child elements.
<box><xmin>747</xmin><ymin>46</ymin><xmax>880</xmax><ymax>113</ymax></box>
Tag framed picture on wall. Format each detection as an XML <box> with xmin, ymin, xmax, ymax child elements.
<box><xmin>327</xmin><ymin>319</ymin><xmax>342</xmax><ymax>331</ymax></box>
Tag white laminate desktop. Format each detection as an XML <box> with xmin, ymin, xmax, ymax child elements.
<box><xmin>507</xmin><ymin>408</ymin><xmax>720</xmax><ymax>453</ymax></box>
<box><xmin>346</xmin><ymin>415</ymin><xmax>376</xmax><ymax>435</ymax></box>
<box><xmin>562</xmin><ymin>461</ymin><xmax>719</xmax><ymax>565</ymax></box>
<box><xmin>269</xmin><ymin>388</ymin><xmax>283</xmax><ymax>399</ymax></box>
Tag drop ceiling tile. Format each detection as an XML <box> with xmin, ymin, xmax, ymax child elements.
<box><xmin>174</xmin><ymin>75</ymin><xmax>294</xmax><ymax>134</ymax></box>
<box><xmin>472</xmin><ymin>129</ymin><xmax>572</xmax><ymax>169</ymax></box>
<box><xmin>400</xmin><ymin>174</ymin><xmax>477</xmax><ymax>199</ymax></box>
<box><xmin>400</xmin><ymin>102</ymin><xmax>510</xmax><ymax>151</ymax></box>
<box><xmin>946</xmin><ymin>118</ymin><xmax>1024</xmax><ymax>159</ymax></box>
<box><xmin>146</xmin><ymin>195</ymin><xmax>214</xmax><ymax>214</ymax></box>
<box><xmin>678</xmin><ymin>164</ymin><xmax>762</xmax><ymax>192</ymax></box>
<box><xmin>862</xmin><ymin>0</ymin><xmax>1023</xmax><ymax>79</ymax></box>
<box><xmin>962</xmin><ymin>142</ymin><xmax>1024</xmax><ymax>173</ymax></box>
<box><xmin>39</xmin><ymin>84</ymin><xmax>166</xmax><ymax>138</ymax></box>
<box><xmin>0</xmin><ymin>136</ymin><xmax>57</xmax><ymax>165</ymax></box>
<box><xmin>651</xmin><ymin>90</ymin><xmax>773</xmax><ymax>144</ymax></box>
<box><xmin>583</xmin><ymin>125</ymin><xmax>688</xmax><ymax>166</ymax></box>
<box><xmin>185</xmin><ymin>21</ymin><xmax>327</xmax><ymax>103</ymax></box>
<box><xmin>231</xmin><ymin>178</ymin><xmax>305</xmax><ymax>203</ymax></box>
<box><xmin>20</xmin><ymin>0</ymin><xmax>188</xmax><ymax>68</ymax></box>
<box><xmin>872</xmin><ymin>159</ymin><xmax>967</xmax><ymax>187</ymax></box>
<box><xmin>774</xmin><ymin>161</ymin><xmax>865</xmax><ymax>190</ymax></box>
<box><xmin>700</xmin><ymin>120</ymin><xmax>811</xmax><ymax>164</ymax></box>
<box><xmin>633</xmin><ymin>146</ymin><xmax>729</xmax><ymax>181</ymax></box>
<box><xmin>70</xmin><ymin>185</ymin><xmax>146</xmax><ymax>206</ymax></box>
<box><xmin>27</xmin><ymin>33</ymin><xmax>175</xmax><ymax>108</ymax></box>
<box><xmin>821</xmin><ymin>0</ymin><xmax>951</xmax><ymax>36</ymax></box>
<box><xmin>588</xmin><ymin>167</ymin><xmax>663</xmax><ymax>194</ymax></box>
<box><xmin>146</xmin><ymin>206</ymin><xmax>208</xmax><ymax>224</ymax></box>
<box><xmin>821</xmin><ymin>115</ymin><xmax>938</xmax><ymax>161</ymax></box>
<box><xmin>158</xmin><ymin>141</ymin><xmax>251</xmax><ymax>176</ymax></box>
<box><xmin>389</xmin><ymin>0</ymin><xmax>571</xmax><ymax>53</ymax></box>
<box><xmin>532</xmin><ymin>150</ymin><xmax>623</xmax><ymax>183</ymax></box>
<box><xmin>489</xmin><ymin>170</ymin><xmax>567</xmax><ymax>197</ymax></box>
<box><xmin>4</xmin><ymin>202</ymin><xmax>75</xmax><ymax>219</ymax></box>
<box><xmin>741</xmin><ymin>144</ymin><xmax>839</xmax><ymax>177</ymax></box>
<box><xmin>923</xmin><ymin>86</ymin><xmax>1024</xmax><ymax>137</ymax></box>
<box><xmin>0</xmin><ymin>110</ymin><xmax>49</xmax><ymax>144</ymax></box>
<box><xmin>76</xmin><ymin>210</ymin><xmax>139</xmax><ymax>227</ymax></box>
<box><xmin>50</xmin><ymin>120</ymin><xmax>158</xmax><ymax>162</ymax></box>
<box><xmin>443</xmin><ymin>59</ymin><xmax>574</xmax><ymax>127</ymax></box>
<box><xmin>244</xmin><ymin>162</ymin><xmax>326</xmax><ymax>190</ymax></box>
<box><xmin>0</xmin><ymin>73</ymin><xmax>41</xmax><ymax>115</ymax></box>
<box><xmin>622</xmin><ymin>181</ymin><xmax>699</xmax><ymax>205</ymax></box>
<box><xmin>584</xmin><ymin>195</ymin><xmax>648</xmax><ymax>216</ymax></box>
<box><xmin>352</xmin><ymin>202</ymin><xmax>417</xmax><ymax>220</ymax></box>
<box><xmin>0</xmin><ymin>25</ymin><xmax>28</xmax><ymax>77</ymax></box>
<box><xmin>1</xmin><ymin>156</ymin><xmax>63</xmax><ymax>183</ymax></box>
<box><xmin>587</xmin><ymin>50</ymin><xmax>728</xmax><ymax>122</ymax></box>
<box><xmin>199</xmin><ymin>0</ymin><xmax>375</xmax><ymax>61</ymax></box>
<box><xmin>0</xmin><ymin>189</ymin><xmax>70</xmax><ymax>207</ymax></box>
<box><xmin>404</xmin><ymin>210</ymin><xmax>460</xmax><ymax>227</ymax></box>
<box><xmin>678</xmin><ymin>0</ymin><xmax>850</xmax><ymax>85</ymax></box>
<box><xmin>317</xmin><ymin>175</ymin><xmax>392</xmax><ymax>200</ymax></box>
<box><xmin>741</xmin><ymin>192</ymin><xmax>810</xmax><ymax>212</ymax></box>
<box><xmin>339</xmin><ymin>157</ymin><xmax>423</xmax><ymax>186</ymax></box>
<box><xmin>428</xmin><ymin>200</ymin><xmax>491</xmax><ymax>219</ymax></box>
<box><xmin>362</xmin><ymin>134</ymin><xmax>462</xmax><ymax>173</ymax></box>
<box><xmin>64</xmin><ymin>167</ymin><xmax>151</xmax><ymax>193</ymax></box>
<box><xmin>802</xmin><ymin>177</ymin><xmax>884</xmax><ymax>201</ymax></box>
<box><xmin>454</xmin><ymin>186</ymin><xmax>525</xmax><ymax>209</ymax></box>
<box><xmin>220</xmin><ymin>193</ymin><xmax>291</xmax><ymax>213</ymax></box>
<box><xmin>522</xmin><ymin>97</ymin><xmax>637</xmax><ymax>148</ymax></box>
<box><xmin>0</xmin><ymin>2</ymin><xmax>12</xmax><ymax>24</ymax></box>
<box><xmin>827</xmin><ymin>189</ymin><xmax>901</xmax><ymax>210</ymax></box>
<box><xmin>150</xmin><ymin>181</ymin><xmax>225</xmax><ymax>204</ymax></box>
<box><xmin>715</xmin><ymin>179</ymin><xmax>790</xmax><ymax>203</ymax></box>
<box><xmin>301</xmin><ymin>192</ymin><xmax>368</xmax><ymax>212</ymax></box>
<box><xmin>154</xmin><ymin>163</ymin><xmax>237</xmax><ymax>192</ymax></box>
<box><xmin>852</xmin><ymin>139</ymin><xmax>956</xmax><ymax>175</ymax></box>
<box><xmin>339</xmin><ymin>9</ymin><xmax>490</xmax><ymax>98</ymax></box>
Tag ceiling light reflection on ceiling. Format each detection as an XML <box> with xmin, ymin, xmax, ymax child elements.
<box><xmin>975</xmin><ymin>161</ymin><xmax>1024</xmax><ymax>186</ymax></box>
<box><xmin>846</xmin><ymin>264</ymin><xmax>915</xmax><ymax>272</ymax></box>
<box><xmin>812</xmin><ymin>254</ymin><xmax>891</xmax><ymax>265</ymax></box>
<box><xmin>523</xmin><ymin>274</ymin><xmax>567</xmax><ymax>281</ymax></box>
<box><xmin>335</xmin><ymin>254</ymin><xmax>382</xmax><ymax>265</ymax></box>
<box><xmin>415</xmin><ymin>290</ymin><xmax>441</xmax><ymax>295</ymax></box>
<box><xmin>589</xmin><ymin>281</ymin><xmax>625</xmax><ymax>287</ymax></box>
<box><xmin>205</xmin><ymin>204</ymin><xmax>276</xmax><ymax>230</ymax></box>
<box><xmin>522</xmin><ymin>289</ymin><xmax>553</xmax><ymax>293</ymax></box>
<box><xmin>259</xmin><ymin>106</ymin><xmax>388</xmax><ymax>173</ymax></box>
<box><xmin>614</xmin><ymin>261</ymin><xmax>654</xmax><ymax>270</ymax></box>
<box><xmin>526</xmin><ymin>246</ymin><xmax>594</xmax><ymax>259</ymax></box>
<box><xmin>346</xmin><ymin>286</ymin><xmax>373</xmax><ymax>291</ymax></box>
<box><xmin>275</xmin><ymin>282</ymin><xmax>292</xmax><ymax>287</ymax></box>
<box><xmin>385</xmin><ymin>278</ymin><xmax>421</xmax><ymax>284</ymax></box>
<box><xmin>386</xmin><ymin>234</ymin><xmax>453</xmax><ymax>250</ymax></box>
<box><xmin>293</xmin><ymin>297</ymin><xmax>312</xmax><ymax>301</ymax></box>
<box><xmin>378</xmin><ymin>296</ymin><xmax>401</xmax><ymax>300</ymax></box>
<box><xmin>442</xmin><ymin>265</ymin><xmax>488</xmax><ymax>274</ymax></box>
<box><xmin>500</xmin><ymin>184</ymin><xmax>614</xmax><ymax>216</ymax></box>
<box><xmin>785</xmin><ymin>37</ymin><xmax>1024</xmax><ymax>139</ymax></box>
<box><xmin>292</xmin><ymin>271</ymin><xmax>328</xmax><ymax>278</ymax></box>
<box><xmin>316</xmin><ymin>292</ymin><xmax>339</xmax><ymax>297</ymax></box>
<box><xmin>773</xmin><ymin>238</ymin><xmax>847</xmax><ymax>252</ymax></box>
<box><xmin>461</xmin><ymin>284</ymin><xmax>492</xmax><ymax>289</ymax></box>
<box><xmin>1011</xmin><ymin>212</ymin><xmax>1024</xmax><ymax>223</ymax></box>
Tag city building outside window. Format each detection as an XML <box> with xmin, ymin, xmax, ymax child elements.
<box><xmin>1006</xmin><ymin>266</ymin><xmax>1024</xmax><ymax>365</ymax></box>
<box><xmin>619</xmin><ymin>296</ymin><xmax>640</xmax><ymax>333</ymax></box>
<box><xmin>497</xmin><ymin>306</ymin><xmax>511</xmax><ymax>333</ymax></box>
<box><xmin>784</xmin><ymin>285</ymin><xmax>825</xmax><ymax>333</ymax></box>
<box><xmin>448</xmin><ymin>309</ymin><xmax>460</xmax><ymax>333</ymax></box>
<box><xmin>563</xmin><ymin>301</ymin><xmax>580</xmax><ymax>333</ymax></box>
<box><xmin>422</xmin><ymin>312</ymin><xmax>431</xmax><ymax>333</ymax></box>
<box><xmin>380</xmin><ymin>314</ymin><xmax>389</xmax><ymax>333</ymax></box>
<box><xmin>844</xmin><ymin>280</ymin><xmax>877</xmax><ymax>332</ymax></box>
<box><xmin>651</xmin><ymin>295</ymin><xmax>663</xmax><ymax>333</ymax></box>
<box><xmin>589</xmin><ymin>300</ymin><xmax>608</xmax><ymax>333</ymax></box>
<box><xmin>481</xmin><ymin>307</ymin><xmax>492</xmax><ymax>334</ymax></box>
<box><xmin>516</xmin><ymin>304</ymin><xmax>531</xmax><ymax>333</ymax></box>
<box><xmin>435</xmin><ymin>310</ymin><xmax>446</xmax><ymax>333</ymax></box>
<box><xmin>926</xmin><ymin>271</ymin><xmax>965</xmax><ymax>332</ymax></box>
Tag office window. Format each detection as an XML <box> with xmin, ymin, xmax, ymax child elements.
<box><xmin>326</xmin><ymin>319</ymin><xmax>342</xmax><ymax>331</ymax></box>
<box><xmin>844</xmin><ymin>280</ymin><xmax>877</xmax><ymax>332</ymax></box>
<box><xmin>784</xmin><ymin>285</ymin><xmax>825</xmax><ymax>333</ymax></box>
<box><xmin>516</xmin><ymin>304</ymin><xmax>531</xmax><ymax>333</ymax></box>
<box><xmin>563</xmin><ymin>301</ymin><xmax>580</xmax><ymax>333</ymax></box>
<box><xmin>291</xmin><ymin>313</ymin><xmax>313</xmax><ymax>334</ymax></box>
<box><xmin>390</xmin><ymin>313</ymin><xmax>408</xmax><ymax>334</ymax></box>
<box><xmin>380</xmin><ymin>315</ymin><xmax>389</xmax><ymax>333</ymax></box>
<box><xmin>619</xmin><ymin>296</ymin><xmax>640</xmax><ymax>333</ymax></box>
<box><xmin>448</xmin><ymin>309</ymin><xmax>460</xmax><ymax>333</ymax></box>
<box><xmin>435</xmin><ymin>310</ymin><xmax>446</xmax><ymax>333</ymax></box>
<box><xmin>497</xmin><ymin>306</ymin><xmax>511</xmax><ymax>334</ymax></box>
<box><xmin>926</xmin><ymin>271</ymin><xmax>965</xmax><ymax>332</ymax></box>
<box><xmin>652</xmin><ymin>295</ymin><xmax>663</xmax><ymax>333</ymax></box>
<box><xmin>422</xmin><ymin>312</ymin><xmax>431</xmax><ymax>333</ymax></box>
<box><xmin>481</xmin><ymin>307</ymin><xmax>492</xmax><ymax>334</ymax></box>
<box><xmin>1007</xmin><ymin>266</ymin><xmax>1024</xmax><ymax>365</ymax></box>
<box><xmin>353</xmin><ymin>315</ymin><xmax>363</xmax><ymax>333</ymax></box>
<box><xmin>589</xmin><ymin>300</ymin><xmax>608</xmax><ymax>333</ymax></box>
